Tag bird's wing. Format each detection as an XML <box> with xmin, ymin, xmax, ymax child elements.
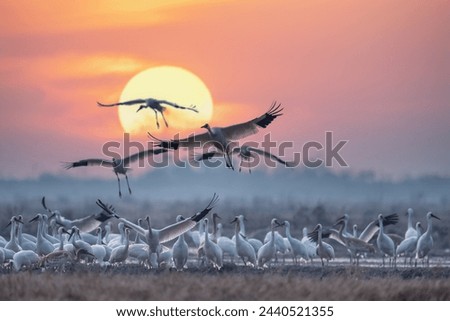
<box><xmin>70</xmin><ymin>207</ymin><xmax>116</xmax><ymax>233</ymax></box>
<box><xmin>327</xmin><ymin>229</ymin><xmax>347</xmax><ymax>247</ymax></box>
<box><xmin>122</xmin><ymin>148</ymin><xmax>168</xmax><ymax>166</ymax></box>
<box><xmin>359</xmin><ymin>213</ymin><xmax>399</xmax><ymax>243</ymax></box>
<box><xmin>246</xmin><ymin>146</ymin><xmax>293</xmax><ymax>166</ymax></box>
<box><xmin>220</xmin><ymin>102</ymin><xmax>283</xmax><ymax>141</ymax></box>
<box><xmin>63</xmin><ymin>159</ymin><xmax>112</xmax><ymax>169</ymax></box>
<box><xmin>95</xmin><ymin>200</ymin><xmax>146</xmax><ymax>237</ymax></box>
<box><xmin>97</xmin><ymin>99</ymin><xmax>146</xmax><ymax>107</ymax></box>
<box><xmin>307</xmin><ymin>225</ymin><xmax>320</xmax><ymax>243</ymax></box>
<box><xmin>158</xmin><ymin>100</ymin><xmax>198</xmax><ymax>112</ymax></box>
<box><xmin>346</xmin><ymin>237</ymin><xmax>375</xmax><ymax>252</ymax></box>
<box><xmin>158</xmin><ymin>193</ymin><xmax>219</xmax><ymax>244</ymax></box>
<box><xmin>194</xmin><ymin>151</ymin><xmax>224</xmax><ymax>161</ymax></box>
<box><xmin>148</xmin><ymin>132</ymin><xmax>212</xmax><ymax>150</ymax></box>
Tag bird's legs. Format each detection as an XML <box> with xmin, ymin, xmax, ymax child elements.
<box><xmin>238</xmin><ymin>159</ymin><xmax>243</xmax><ymax>172</ymax></box>
<box><xmin>160</xmin><ymin>111</ymin><xmax>169</xmax><ymax>128</ymax></box>
<box><xmin>153</xmin><ymin>109</ymin><xmax>160</xmax><ymax>129</ymax></box>
<box><xmin>124</xmin><ymin>173</ymin><xmax>132</xmax><ymax>195</ymax></box>
<box><xmin>115</xmin><ymin>172</ymin><xmax>122</xmax><ymax>198</ymax></box>
<box><xmin>238</xmin><ymin>159</ymin><xmax>252</xmax><ymax>174</ymax></box>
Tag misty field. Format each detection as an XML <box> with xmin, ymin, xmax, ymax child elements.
<box><xmin>1</xmin><ymin>264</ymin><xmax>450</xmax><ymax>300</ymax></box>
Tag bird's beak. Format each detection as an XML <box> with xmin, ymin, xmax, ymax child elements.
<box><xmin>230</xmin><ymin>217</ymin><xmax>237</xmax><ymax>224</ymax></box>
<box><xmin>15</xmin><ymin>216</ymin><xmax>24</xmax><ymax>224</ymax></box>
<box><xmin>275</xmin><ymin>220</ymin><xmax>284</xmax><ymax>227</ymax></box>
<box><xmin>29</xmin><ymin>215</ymin><xmax>39</xmax><ymax>223</ymax></box>
<box><xmin>336</xmin><ymin>215</ymin><xmax>346</xmax><ymax>222</ymax></box>
<box><xmin>431</xmin><ymin>213</ymin><xmax>441</xmax><ymax>220</ymax></box>
<box><xmin>137</xmin><ymin>106</ymin><xmax>145</xmax><ymax>112</ymax></box>
<box><xmin>200</xmin><ymin>124</ymin><xmax>208</xmax><ymax>129</ymax></box>
<box><xmin>48</xmin><ymin>212</ymin><xmax>56</xmax><ymax>220</ymax></box>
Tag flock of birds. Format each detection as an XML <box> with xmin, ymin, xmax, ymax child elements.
<box><xmin>0</xmin><ymin>96</ymin><xmax>443</xmax><ymax>272</ymax></box>
<box><xmin>66</xmin><ymin>99</ymin><xmax>291</xmax><ymax>197</ymax></box>
<box><xmin>0</xmin><ymin>197</ymin><xmax>442</xmax><ymax>272</ymax></box>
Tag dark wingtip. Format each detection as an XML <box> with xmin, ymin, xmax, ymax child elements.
<box><xmin>307</xmin><ymin>229</ymin><xmax>319</xmax><ymax>243</ymax></box>
<box><xmin>192</xmin><ymin>193</ymin><xmax>220</xmax><ymax>222</ymax></box>
<box><xmin>256</xmin><ymin>101</ymin><xmax>284</xmax><ymax>128</ymax></box>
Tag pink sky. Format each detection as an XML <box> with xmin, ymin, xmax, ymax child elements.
<box><xmin>0</xmin><ymin>0</ymin><xmax>448</xmax><ymax>180</ymax></box>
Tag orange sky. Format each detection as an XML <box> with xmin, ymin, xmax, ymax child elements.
<box><xmin>0</xmin><ymin>0</ymin><xmax>448</xmax><ymax>179</ymax></box>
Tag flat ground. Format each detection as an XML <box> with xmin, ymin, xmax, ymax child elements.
<box><xmin>1</xmin><ymin>263</ymin><xmax>449</xmax><ymax>300</ymax></box>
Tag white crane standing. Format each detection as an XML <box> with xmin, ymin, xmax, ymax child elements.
<box><xmin>309</xmin><ymin>224</ymin><xmax>335</xmax><ymax>268</ymax></box>
<box><xmin>405</xmin><ymin>208</ymin><xmax>419</xmax><ymax>239</ymax></box>
<box><xmin>415</xmin><ymin>212</ymin><xmax>441</xmax><ymax>266</ymax></box>
<box><xmin>257</xmin><ymin>218</ymin><xmax>284</xmax><ymax>268</ymax></box>
<box><xmin>230</xmin><ymin>216</ymin><xmax>257</xmax><ymax>267</ymax></box>
<box><xmin>203</xmin><ymin>218</ymin><xmax>223</xmax><ymax>270</ymax></box>
<box><xmin>171</xmin><ymin>215</ymin><xmax>189</xmax><ymax>271</ymax></box>
<box><xmin>376</xmin><ymin>214</ymin><xmax>396</xmax><ymax>267</ymax></box>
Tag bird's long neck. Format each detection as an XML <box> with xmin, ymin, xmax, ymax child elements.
<box><xmin>203</xmin><ymin>125</ymin><xmax>214</xmax><ymax>136</ymax></box>
<box><xmin>120</xmin><ymin>227</ymin><xmax>125</xmax><ymax>244</ymax></box>
<box><xmin>37</xmin><ymin>220</ymin><xmax>44</xmax><ymax>241</ymax></box>
<box><xmin>97</xmin><ymin>231</ymin><xmax>102</xmax><ymax>245</ymax></box>
<box><xmin>407</xmin><ymin>212</ymin><xmax>413</xmax><ymax>229</ymax></box>
<box><xmin>425</xmin><ymin>218</ymin><xmax>433</xmax><ymax>236</ymax></box>
<box><xmin>378</xmin><ymin>220</ymin><xmax>384</xmax><ymax>236</ymax></box>
<box><xmin>58</xmin><ymin>231</ymin><xmax>64</xmax><ymax>251</ymax></box>
<box><xmin>17</xmin><ymin>223</ymin><xmax>23</xmax><ymax>242</ymax></box>
<box><xmin>10</xmin><ymin>221</ymin><xmax>16</xmax><ymax>241</ymax></box>
<box><xmin>204</xmin><ymin>222</ymin><xmax>210</xmax><ymax>243</ymax></box>
<box><xmin>216</xmin><ymin>225</ymin><xmax>222</xmax><ymax>239</ymax></box>
<box><xmin>41</xmin><ymin>220</ymin><xmax>49</xmax><ymax>239</ymax></box>
<box><xmin>318</xmin><ymin>228</ymin><xmax>323</xmax><ymax>245</ymax></box>
<box><xmin>234</xmin><ymin>222</ymin><xmax>240</xmax><ymax>238</ymax></box>
<box><xmin>239</xmin><ymin>217</ymin><xmax>246</xmax><ymax>236</ymax></box>
<box><xmin>285</xmin><ymin>224</ymin><xmax>292</xmax><ymax>240</ymax></box>
<box><xmin>124</xmin><ymin>233</ymin><xmax>130</xmax><ymax>249</ymax></box>
<box><xmin>212</xmin><ymin>216</ymin><xmax>218</xmax><ymax>239</ymax></box>
<box><xmin>343</xmin><ymin>219</ymin><xmax>349</xmax><ymax>235</ymax></box>
<box><xmin>302</xmin><ymin>228</ymin><xmax>308</xmax><ymax>239</ymax></box>
<box><xmin>338</xmin><ymin>223</ymin><xmax>345</xmax><ymax>239</ymax></box>
<box><xmin>104</xmin><ymin>225</ymin><xmax>111</xmax><ymax>243</ymax></box>
<box><xmin>198</xmin><ymin>220</ymin><xmax>205</xmax><ymax>234</ymax></box>
<box><xmin>270</xmin><ymin>227</ymin><xmax>275</xmax><ymax>246</ymax></box>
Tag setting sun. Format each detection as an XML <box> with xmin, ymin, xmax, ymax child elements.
<box><xmin>117</xmin><ymin>66</ymin><xmax>213</xmax><ymax>134</ymax></box>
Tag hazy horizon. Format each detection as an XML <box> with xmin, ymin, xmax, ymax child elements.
<box><xmin>1</xmin><ymin>1</ymin><xmax>449</xmax><ymax>181</ymax></box>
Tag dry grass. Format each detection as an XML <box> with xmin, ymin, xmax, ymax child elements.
<box><xmin>1</xmin><ymin>266</ymin><xmax>449</xmax><ymax>301</ymax></box>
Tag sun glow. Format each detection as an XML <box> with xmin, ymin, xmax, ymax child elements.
<box><xmin>118</xmin><ymin>66</ymin><xmax>213</xmax><ymax>135</ymax></box>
